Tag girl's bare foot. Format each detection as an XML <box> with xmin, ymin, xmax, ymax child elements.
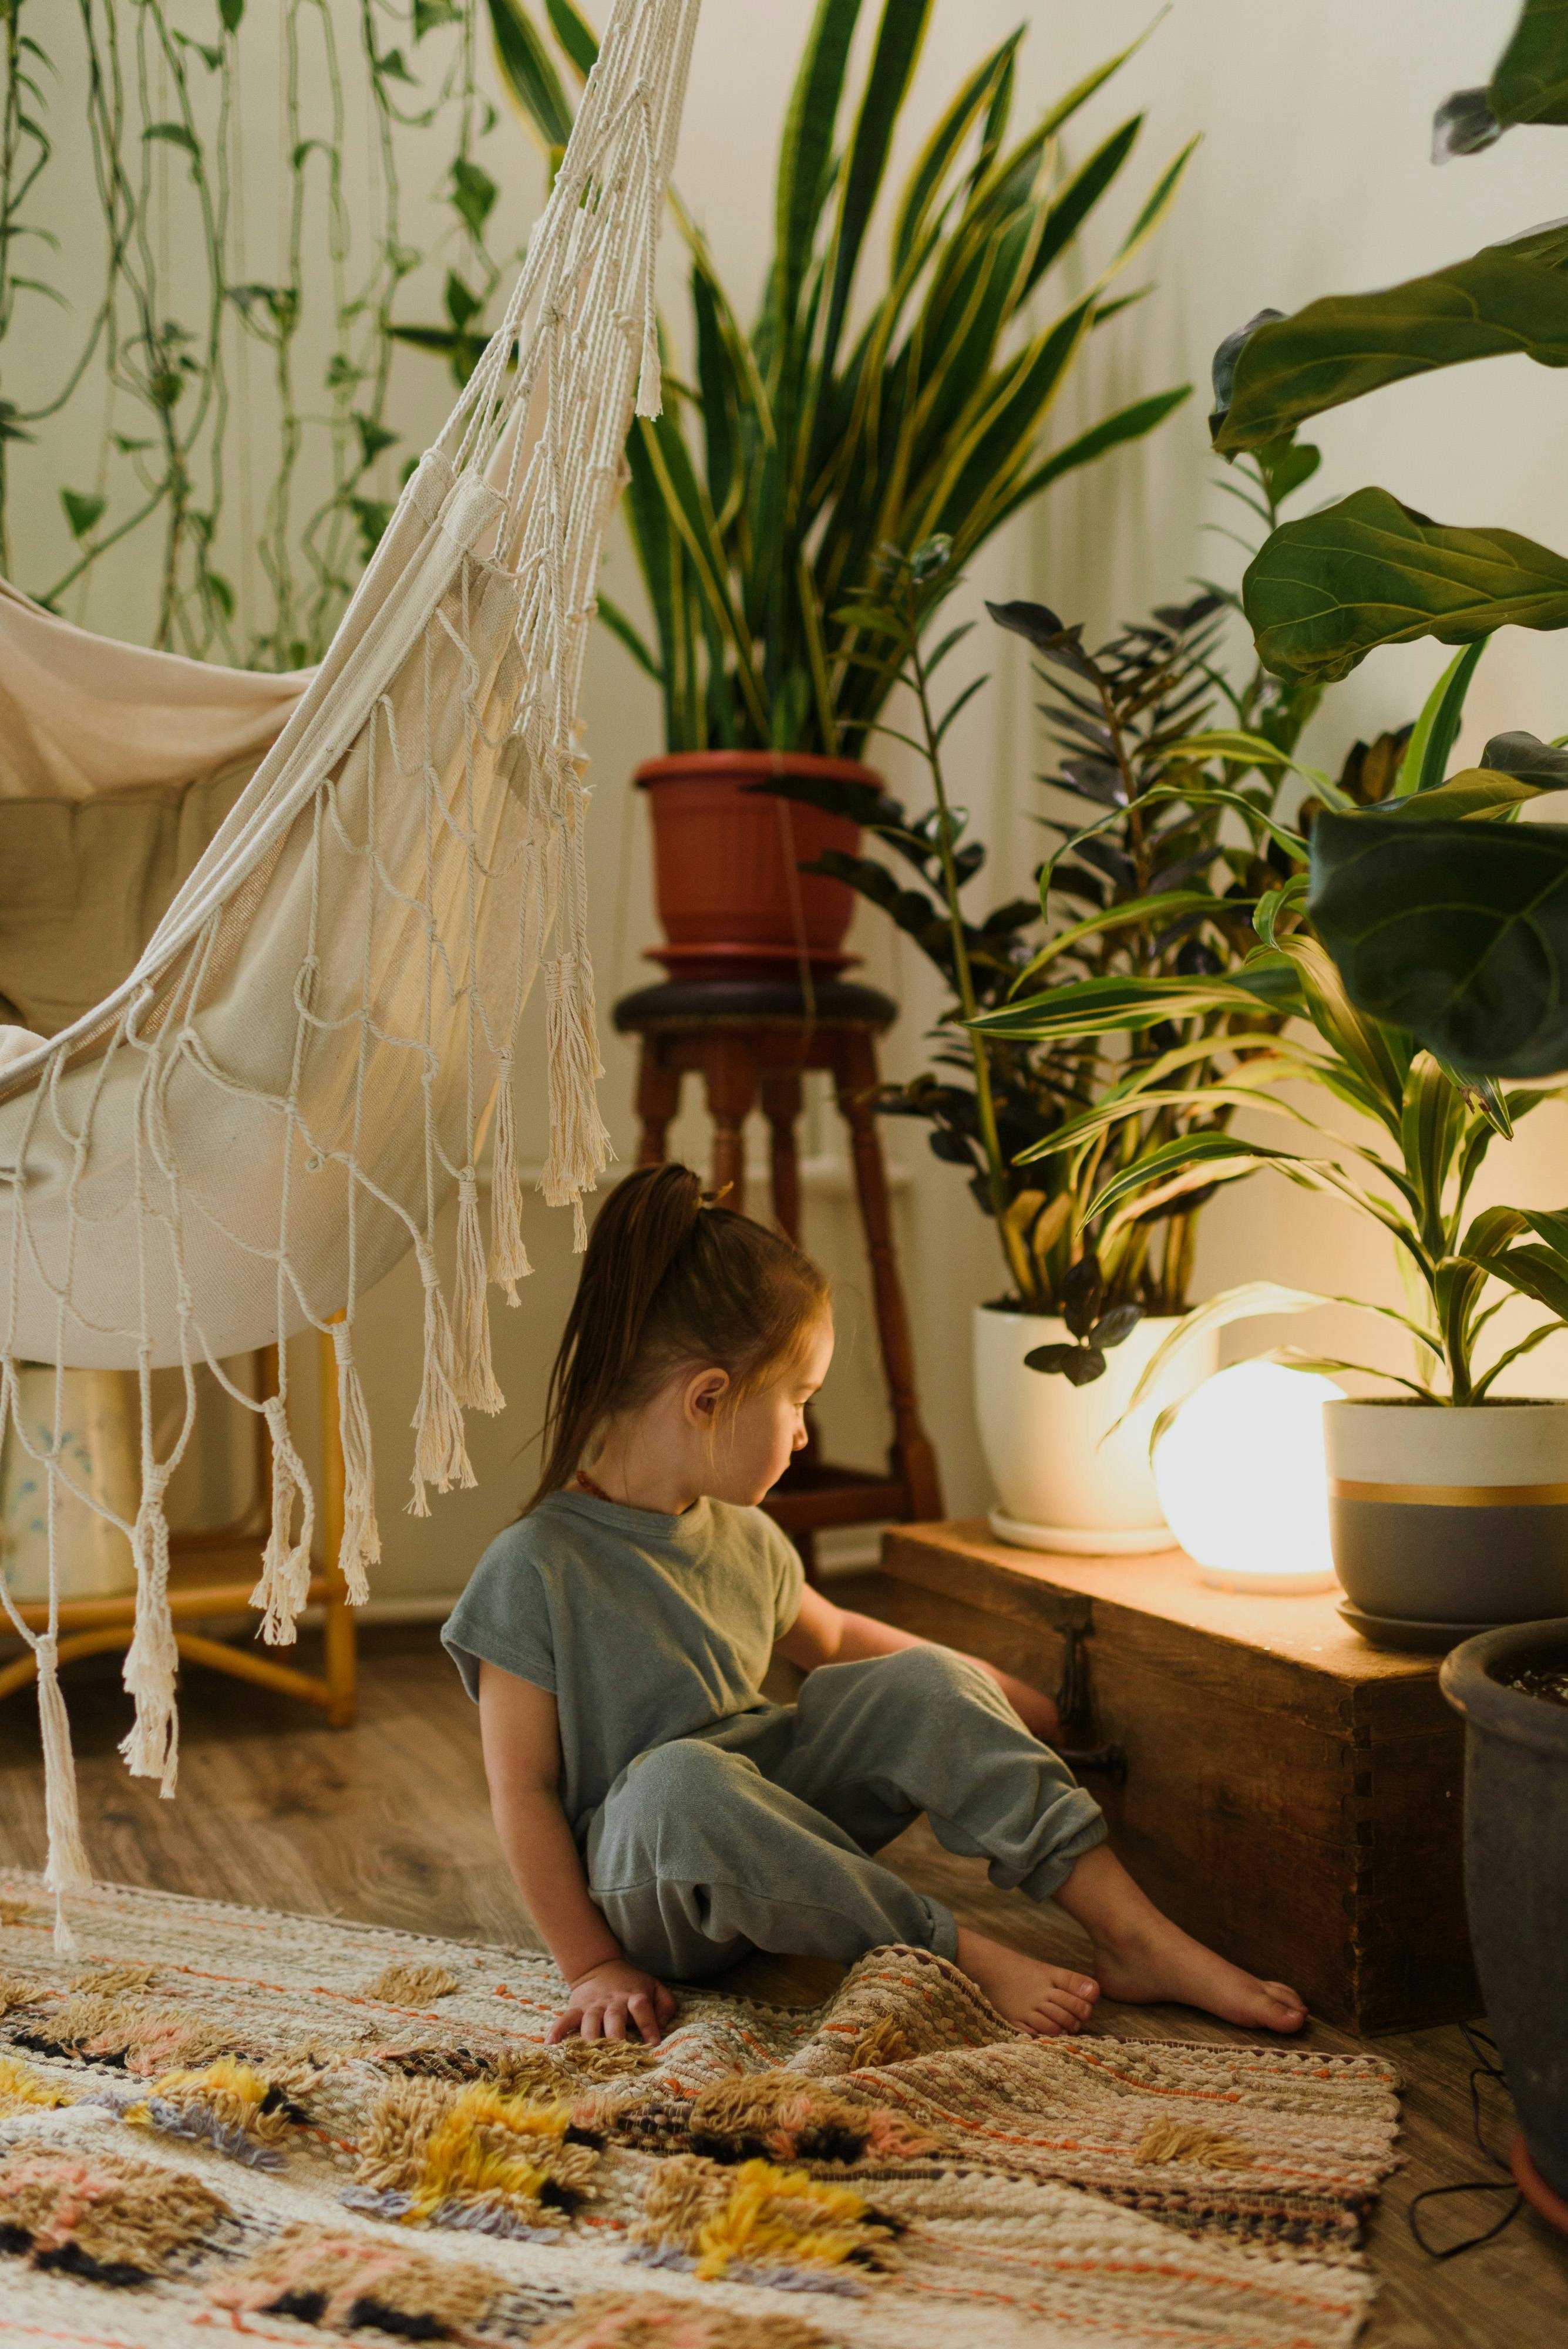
<box><xmin>1091</xmin><ymin>1911</ymin><xmax>1306</xmax><ymax>2033</ymax></box>
<box><xmin>1054</xmin><ymin>1845</ymin><xmax>1306</xmax><ymax>2035</ymax></box>
<box><xmin>954</xmin><ymin>1927</ymin><xmax>1101</xmax><ymax>2037</ymax></box>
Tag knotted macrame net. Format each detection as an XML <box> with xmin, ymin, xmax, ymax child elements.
<box><xmin>0</xmin><ymin>0</ymin><xmax>700</xmax><ymax>1949</ymax></box>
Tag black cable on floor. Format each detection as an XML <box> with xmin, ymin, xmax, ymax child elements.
<box><xmin>1407</xmin><ymin>2022</ymin><xmax>1524</xmax><ymax>2260</ymax></box>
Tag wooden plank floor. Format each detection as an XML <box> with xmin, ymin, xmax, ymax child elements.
<box><xmin>0</xmin><ymin>1624</ymin><xmax>1563</xmax><ymax>2347</ymax></box>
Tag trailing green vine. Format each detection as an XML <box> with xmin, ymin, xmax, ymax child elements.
<box><xmin>0</xmin><ymin>1</ymin><xmax>523</xmax><ymax>667</ymax></box>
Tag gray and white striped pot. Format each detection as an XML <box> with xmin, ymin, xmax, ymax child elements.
<box><xmin>1325</xmin><ymin>1398</ymin><xmax>1568</xmax><ymax>1624</ymax></box>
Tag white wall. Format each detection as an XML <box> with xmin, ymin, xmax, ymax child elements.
<box><xmin>22</xmin><ymin>2</ymin><xmax>1568</xmax><ymax>1599</ymax></box>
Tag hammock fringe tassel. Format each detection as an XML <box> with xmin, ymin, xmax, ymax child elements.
<box><xmin>38</xmin><ymin>1635</ymin><xmax>91</xmax><ymax>1953</ymax></box>
<box><xmin>251</xmin><ymin>1399</ymin><xmax>317</xmax><ymax>1648</ymax></box>
<box><xmin>409</xmin><ymin>1256</ymin><xmax>476</xmax><ymax>1517</ymax></box>
<box><xmin>332</xmin><ymin>1325</ymin><xmax>380</xmax><ymax>1606</ymax></box>
<box><xmin>487</xmin><ymin>1056</ymin><xmax>532</xmax><ymax>1305</ymax></box>
<box><xmin>453</xmin><ymin>1173</ymin><xmax>506</xmax><ymax>1415</ymax></box>
<box><xmin>540</xmin><ymin>951</ymin><xmax>614</xmax><ymax>1252</ymax></box>
<box><xmin>119</xmin><ymin>1469</ymin><xmax>179</xmax><ymax>1797</ymax></box>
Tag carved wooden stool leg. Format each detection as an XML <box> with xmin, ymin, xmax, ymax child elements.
<box><xmin>760</xmin><ymin>1068</ymin><xmax>803</xmax><ymax>1240</ymax></box>
<box><xmin>703</xmin><ymin>1036</ymin><xmax>757</xmax><ymax>1210</ymax></box>
<box><xmin>635</xmin><ymin>1045</ymin><xmax>681</xmax><ymax>1167</ymax></box>
<box><xmin>832</xmin><ymin>1029</ymin><xmax>944</xmax><ymax>1522</ymax></box>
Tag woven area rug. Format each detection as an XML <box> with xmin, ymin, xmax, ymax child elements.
<box><xmin>0</xmin><ymin>1871</ymin><xmax>1402</xmax><ymax>2348</ymax></box>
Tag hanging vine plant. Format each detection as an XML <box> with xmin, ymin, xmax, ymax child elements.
<box><xmin>0</xmin><ymin>0</ymin><xmax>529</xmax><ymax>668</ymax></box>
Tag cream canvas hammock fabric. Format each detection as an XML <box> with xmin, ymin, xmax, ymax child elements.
<box><xmin>0</xmin><ymin>0</ymin><xmax>700</xmax><ymax>1947</ymax></box>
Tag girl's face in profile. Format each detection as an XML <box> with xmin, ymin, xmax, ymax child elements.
<box><xmin>693</xmin><ymin>1308</ymin><xmax>835</xmax><ymax>1507</ymax></box>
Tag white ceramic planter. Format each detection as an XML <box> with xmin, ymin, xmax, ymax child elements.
<box><xmin>0</xmin><ymin>1367</ymin><xmax>137</xmax><ymax>1603</ymax></box>
<box><xmin>974</xmin><ymin>1305</ymin><xmax>1218</xmax><ymax>1554</ymax></box>
<box><xmin>1325</xmin><ymin>1397</ymin><xmax>1568</xmax><ymax>1626</ymax></box>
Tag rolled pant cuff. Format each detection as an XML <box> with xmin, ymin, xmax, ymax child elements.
<box><xmin>922</xmin><ymin>1897</ymin><xmax>960</xmax><ymax>1962</ymax></box>
<box><xmin>1016</xmin><ymin>1806</ymin><xmax>1109</xmax><ymax>1903</ymax></box>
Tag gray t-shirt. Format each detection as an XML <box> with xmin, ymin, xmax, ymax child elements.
<box><xmin>441</xmin><ymin>1488</ymin><xmax>806</xmax><ymax>1838</ymax></box>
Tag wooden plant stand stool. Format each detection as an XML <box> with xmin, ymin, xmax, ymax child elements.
<box><xmin>613</xmin><ymin>973</ymin><xmax>943</xmax><ymax>1573</ymax></box>
<box><xmin>0</xmin><ymin>1334</ymin><xmax>356</xmax><ymax>1727</ymax></box>
<box><xmin>857</xmin><ymin>1519</ymin><xmax>1476</xmax><ymax>2035</ymax></box>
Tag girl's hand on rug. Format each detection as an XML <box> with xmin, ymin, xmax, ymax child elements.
<box><xmin>551</xmin><ymin>1960</ymin><xmax>677</xmax><ymax>2045</ymax></box>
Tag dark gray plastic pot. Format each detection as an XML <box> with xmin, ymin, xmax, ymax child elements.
<box><xmin>1441</xmin><ymin>1620</ymin><xmax>1568</xmax><ymax>2209</ymax></box>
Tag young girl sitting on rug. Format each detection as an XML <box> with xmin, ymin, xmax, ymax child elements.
<box><xmin>443</xmin><ymin>1165</ymin><xmax>1306</xmax><ymax>2048</ymax></box>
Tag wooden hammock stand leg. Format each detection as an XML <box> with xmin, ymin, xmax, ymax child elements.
<box><xmin>0</xmin><ymin>1332</ymin><xmax>356</xmax><ymax>1727</ymax></box>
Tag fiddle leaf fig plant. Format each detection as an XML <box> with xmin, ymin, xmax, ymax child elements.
<box><xmin>1208</xmin><ymin>0</ymin><xmax>1568</xmax><ymax>1078</ymax></box>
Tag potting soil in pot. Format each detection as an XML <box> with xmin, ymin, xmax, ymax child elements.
<box><xmin>1499</xmin><ymin>1662</ymin><xmax>1568</xmax><ymax>1706</ymax></box>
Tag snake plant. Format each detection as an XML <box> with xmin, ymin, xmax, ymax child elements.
<box><xmin>479</xmin><ymin>0</ymin><xmax>1195</xmax><ymax>754</ymax></box>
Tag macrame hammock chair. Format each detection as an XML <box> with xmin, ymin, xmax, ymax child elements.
<box><xmin>0</xmin><ymin>0</ymin><xmax>699</xmax><ymax>1950</ymax></box>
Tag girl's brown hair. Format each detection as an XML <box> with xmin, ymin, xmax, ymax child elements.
<box><xmin>527</xmin><ymin>1163</ymin><xmax>830</xmax><ymax>1509</ymax></box>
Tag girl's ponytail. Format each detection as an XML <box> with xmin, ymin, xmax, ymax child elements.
<box><xmin>526</xmin><ymin>1162</ymin><xmax>829</xmax><ymax>1510</ymax></box>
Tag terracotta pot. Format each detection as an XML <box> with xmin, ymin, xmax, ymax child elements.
<box><xmin>635</xmin><ymin>751</ymin><xmax>869</xmax><ymax>978</ymax></box>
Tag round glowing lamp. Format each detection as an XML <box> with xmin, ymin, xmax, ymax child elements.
<box><xmin>1152</xmin><ymin>1360</ymin><xmax>1341</xmax><ymax>1593</ymax></box>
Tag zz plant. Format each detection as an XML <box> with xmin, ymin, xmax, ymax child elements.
<box><xmin>761</xmin><ymin>435</ymin><xmax>1327</xmax><ymax>1381</ymax></box>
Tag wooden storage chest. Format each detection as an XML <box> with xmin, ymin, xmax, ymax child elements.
<box><xmin>860</xmin><ymin>1520</ymin><xmax>1477</xmax><ymax>2037</ymax></box>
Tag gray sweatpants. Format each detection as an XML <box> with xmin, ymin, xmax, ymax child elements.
<box><xmin>583</xmin><ymin>1643</ymin><xmax>1106</xmax><ymax>1981</ymax></box>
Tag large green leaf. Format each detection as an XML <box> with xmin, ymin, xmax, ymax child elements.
<box><xmin>820</xmin><ymin>0</ymin><xmax>932</xmax><ymax>383</ymax></box>
<box><xmin>485</xmin><ymin>0</ymin><xmax>574</xmax><ymax>147</ymax></box>
<box><xmin>1492</xmin><ymin>0</ymin><xmax>1568</xmax><ymax>126</ymax></box>
<box><xmin>1469</xmin><ymin>1241</ymin><xmax>1568</xmax><ymax>1322</ymax></box>
<box><xmin>544</xmin><ymin>0</ymin><xmax>598</xmax><ymax>79</ymax></box>
<box><xmin>1116</xmin><ymin>1282</ymin><xmax>1340</xmax><ymax>1424</ymax></box>
<box><xmin>1022</xmin><ymin>116</ymin><xmax>1142</xmax><ymax>296</ymax></box>
<box><xmin>1241</xmin><ymin>487</ymin><xmax>1568</xmax><ymax>684</ymax></box>
<box><xmin>890</xmin><ymin>33</ymin><xmax>1021</xmax><ymax>278</ymax></box>
<box><xmin>1395</xmin><ymin>641</ymin><xmax>1486</xmax><ymax>795</ymax></box>
<box><xmin>1212</xmin><ymin>226</ymin><xmax>1568</xmax><ymax>452</ymax></box>
<box><xmin>776</xmin><ymin>0</ymin><xmax>862</xmax><ymax>336</ymax></box>
<box><xmin>970</xmin><ymin>964</ymin><xmax>1296</xmax><ymax>1045</ymax></box>
<box><xmin>1308</xmin><ymin>809</ymin><xmax>1568</xmax><ymax>1076</ymax></box>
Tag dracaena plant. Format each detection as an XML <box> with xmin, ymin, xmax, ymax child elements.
<box><xmin>763</xmin><ymin>452</ymin><xmax>1330</xmax><ymax>1380</ymax></box>
<box><xmin>471</xmin><ymin>0</ymin><xmax>1194</xmax><ymax>754</ymax></box>
<box><xmin>979</xmin><ymin>659</ymin><xmax>1568</xmax><ymax>1406</ymax></box>
<box><xmin>1204</xmin><ymin>0</ymin><xmax>1568</xmax><ymax>1081</ymax></box>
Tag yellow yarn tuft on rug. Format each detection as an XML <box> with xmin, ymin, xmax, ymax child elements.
<box><xmin>355</xmin><ymin>2074</ymin><xmax>601</xmax><ymax>2229</ymax></box>
<box><xmin>638</xmin><ymin>2153</ymin><xmax>901</xmax><ymax>2284</ymax></box>
<box><xmin>850</xmin><ymin>2015</ymin><xmax>917</xmax><ymax>2070</ymax></box>
<box><xmin>0</xmin><ymin>2054</ymin><xmax>73</xmax><ymax>2114</ymax></box>
<box><xmin>530</xmin><ymin>2290</ymin><xmax>830</xmax><ymax>2347</ymax></box>
<box><xmin>1136</xmin><ymin>2117</ymin><xmax>1259</xmax><ymax>2170</ymax></box>
<box><xmin>0</xmin><ymin>2144</ymin><xmax>228</xmax><ymax>2280</ymax></box>
<box><xmin>209</xmin><ymin>2220</ymin><xmax>499</xmax><ymax>2333</ymax></box>
<box><xmin>0</xmin><ymin>1970</ymin><xmax>39</xmax><ymax>2017</ymax></box>
<box><xmin>362</xmin><ymin>1961</ymin><xmax>461</xmax><ymax>2006</ymax></box>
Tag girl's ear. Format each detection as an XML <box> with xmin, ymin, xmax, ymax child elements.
<box><xmin>682</xmin><ymin>1365</ymin><xmax>731</xmax><ymax>1426</ymax></box>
